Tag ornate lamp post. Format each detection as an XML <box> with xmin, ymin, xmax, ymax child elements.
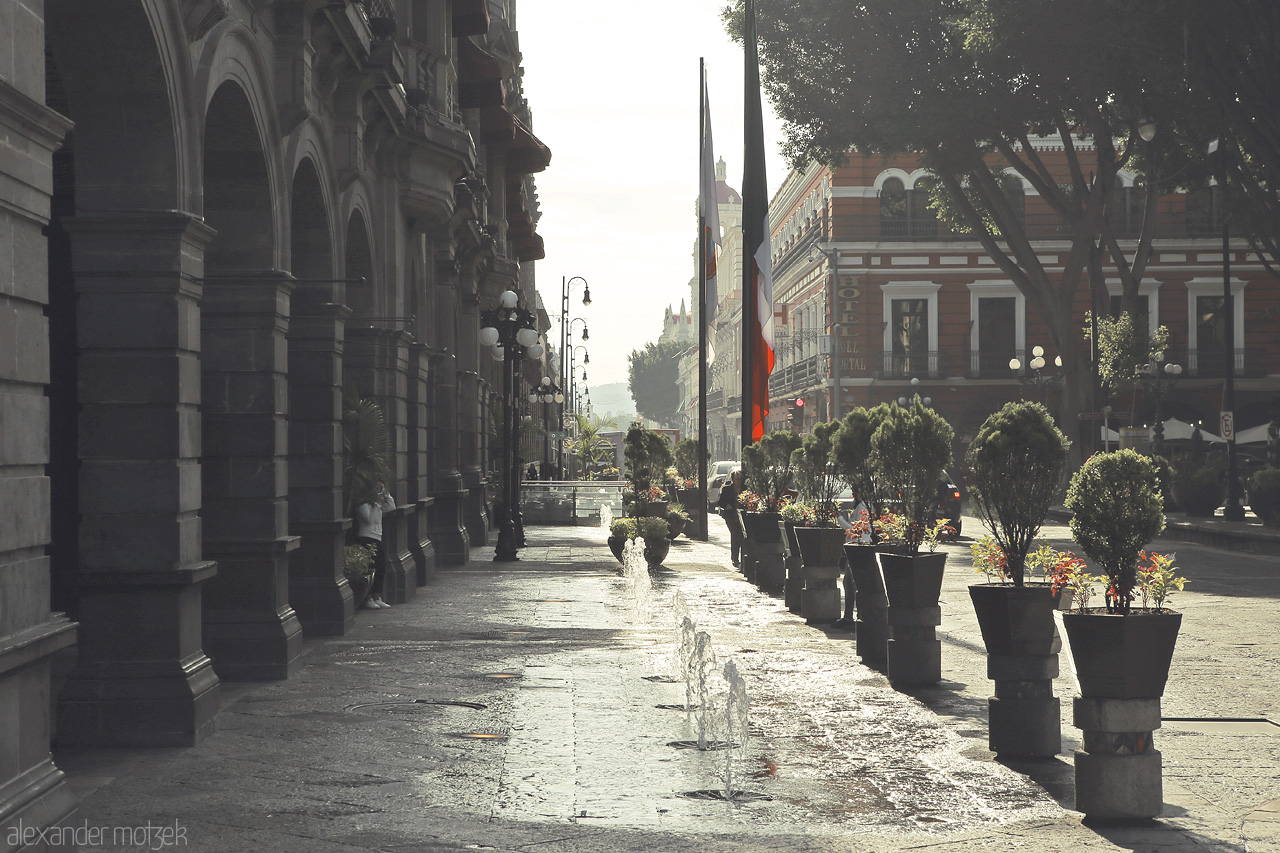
<box><xmin>480</xmin><ymin>290</ymin><xmax>543</xmax><ymax>562</ymax></box>
<box><xmin>558</xmin><ymin>276</ymin><xmax>591</xmax><ymax>478</ymax></box>
<box><xmin>1009</xmin><ymin>346</ymin><xmax>1064</xmax><ymax>407</ymax></box>
<box><xmin>529</xmin><ymin>376</ymin><xmax>565</xmax><ymax>480</ymax></box>
<box><xmin>1140</xmin><ymin>355</ymin><xmax>1183</xmax><ymax>457</ymax></box>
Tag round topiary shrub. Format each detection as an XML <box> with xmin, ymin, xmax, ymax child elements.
<box><xmin>871</xmin><ymin>396</ymin><xmax>954</xmax><ymax>554</ymax></box>
<box><xmin>1065</xmin><ymin>449</ymin><xmax>1165</xmax><ymax>613</ymax></box>
<box><xmin>1172</xmin><ymin>455</ymin><xmax>1226</xmax><ymax>517</ymax></box>
<box><xmin>1248</xmin><ymin>468</ymin><xmax>1280</xmax><ymax>527</ymax></box>
<box><xmin>966</xmin><ymin>401</ymin><xmax>1069</xmax><ymax>586</ymax></box>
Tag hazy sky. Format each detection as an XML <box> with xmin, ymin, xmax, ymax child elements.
<box><xmin>516</xmin><ymin>0</ymin><xmax>790</xmax><ymax>390</ymax></box>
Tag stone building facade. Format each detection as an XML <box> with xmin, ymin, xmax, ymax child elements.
<box><xmin>0</xmin><ymin>0</ymin><xmax>549</xmax><ymax>842</ymax></box>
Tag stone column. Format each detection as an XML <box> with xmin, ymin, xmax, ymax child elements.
<box><xmin>200</xmin><ymin>271</ymin><xmax>304</xmax><ymax>680</ymax></box>
<box><xmin>0</xmin><ymin>62</ymin><xmax>79</xmax><ymax>839</ymax></box>
<box><xmin>423</xmin><ymin>348</ymin><xmax>468</xmax><ymax>565</ymax></box>
<box><xmin>286</xmin><ymin>298</ymin><xmax>354</xmax><ymax>635</ymax></box>
<box><xmin>458</xmin><ymin>370</ymin><xmax>489</xmax><ymax>547</ymax></box>
<box><xmin>1073</xmin><ymin>698</ymin><xmax>1164</xmax><ymax>819</ymax></box>
<box><xmin>346</xmin><ymin>327</ymin><xmax>416</xmax><ymax>602</ymax></box>
<box><xmin>57</xmin><ymin>212</ymin><xmax>221</xmax><ymax>747</ymax></box>
<box><xmin>988</xmin><ymin>654</ymin><xmax>1061</xmax><ymax>758</ymax></box>
<box><xmin>405</xmin><ymin>344</ymin><xmax>438</xmax><ymax>582</ymax></box>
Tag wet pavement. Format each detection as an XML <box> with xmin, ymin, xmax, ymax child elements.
<box><xmin>55</xmin><ymin>518</ymin><xmax>1280</xmax><ymax>852</ymax></box>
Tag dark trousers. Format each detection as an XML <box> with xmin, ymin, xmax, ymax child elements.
<box><xmin>723</xmin><ymin>511</ymin><xmax>745</xmax><ymax>563</ymax></box>
<box><xmin>356</xmin><ymin>536</ymin><xmax>387</xmax><ymax>597</ymax></box>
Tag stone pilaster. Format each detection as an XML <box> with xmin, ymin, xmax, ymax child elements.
<box><xmin>200</xmin><ymin>271</ymin><xmax>304</xmax><ymax>680</ymax></box>
<box><xmin>346</xmin><ymin>327</ymin><xmax>417</xmax><ymax>602</ymax></box>
<box><xmin>287</xmin><ymin>299</ymin><xmax>354</xmax><ymax>636</ymax></box>
<box><xmin>406</xmin><ymin>344</ymin><xmax>439</xmax><ymax>581</ymax></box>
<box><xmin>57</xmin><ymin>211</ymin><xmax>221</xmax><ymax>746</ymax></box>
<box><xmin>0</xmin><ymin>66</ymin><xmax>79</xmax><ymax>844</ymax></box>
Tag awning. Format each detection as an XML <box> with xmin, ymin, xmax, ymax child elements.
<box><xmin>507</xmin><ymin>116</ymin><xmax>551</xmax><ymax>175</ymax></box>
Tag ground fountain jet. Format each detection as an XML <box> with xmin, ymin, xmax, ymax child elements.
<box><xmin>722</xmin><ymin>660</ymin><xmax>750</xmax><ymax>802</ymax></box>
<box><xmin>620</xmin><ymin>538</ymin><xmax>653</xmax><ymax>622</ymax></box>
<box><xmin>598</xmin><ymin>504</ymin><xmax>613</xmax><ymax>530</ymax></box>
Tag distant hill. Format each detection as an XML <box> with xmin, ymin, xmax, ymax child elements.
<box><xmin>587</xmin><ymin>382</ymin><xmax>637</xmax><ymax>425</ymax></box>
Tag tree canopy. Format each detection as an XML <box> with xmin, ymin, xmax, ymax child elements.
<box><xmin>627</xmin><ymin>339</ymin><xmax>685</xmax><ymax>427</ymax></box>
<box><xmin>726</xmin><ymin>0</ymin><xmax>1279</xmax><ymax>454</ymax></box>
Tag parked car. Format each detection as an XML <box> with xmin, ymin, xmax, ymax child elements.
<box><xmin>834</xmin><ymin>473</ymin><xmax>963</xmax><ymax>538</ymax></box>
<box><xmin>707</xmin><ymin>460</ymin><xmax>740</xmax><ymax>504</ymax></box>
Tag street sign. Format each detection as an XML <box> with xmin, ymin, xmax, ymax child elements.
<box><xmin>1221</xmin><ymin>411</ymin><xmax>1235</xmax><ymax>441</ymax></box>
<box><xmin>562</xmin><ymin>415</ymin><xmax>575</xmax><ymax>428</ymax></box>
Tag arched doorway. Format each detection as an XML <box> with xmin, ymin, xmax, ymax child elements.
<box><xmin>199</xmin><ymin>80</ymin><xmax>303</xmax><ymax>680</ymax></box>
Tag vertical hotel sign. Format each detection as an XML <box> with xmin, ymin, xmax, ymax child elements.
<box><xmin>837</xmin><ymin>275</ymin><xmax>866</xmax><ymax>373</ymax></box>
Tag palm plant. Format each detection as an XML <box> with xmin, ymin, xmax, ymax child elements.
<box><xmin>566</xmin><ymin>413</ymin><xmax>617</xmax><ymax>479</ymax></box>
<box><xmin>342</xmin><ymin>385</ymin><xmax>393</xmax><ymax>516</ymax></box>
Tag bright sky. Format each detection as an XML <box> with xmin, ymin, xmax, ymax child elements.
<box><xmin>517</xmin><ymin>0</ymin><xmax>789</xmax><ymax>390</ymax></box>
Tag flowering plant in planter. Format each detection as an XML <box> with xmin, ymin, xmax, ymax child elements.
<box><xmin>965</xmin><ymin>401</ymin><xmax>1070</xmax><ymax>586</ymax></box>
<box><xmin>1064</xmin><ymin>449</ymin><xmax>1166</xmax><ymax>614</ymax></box>
<box><xmin>737</xmin><ymin>490</ymin><xmax>763</xmax><ymax>511</ymax></box>
<box><xmin>741</xmin><ymin>430</ymin><xmax>802</xmax><ymax>512</ymax></box>
<box><xmin>791</xmin><ymin>421</ymin><xmax>846</xmax><ymax>526</ymax></box>
<box><xmin>780</xmin><ymin>501</ymin><xmax>815</xmax><ymax>525</ymax></box>
<box><xmin>869</xmin><ymin>396</ymin><xmax>954</xmax><ymax>555</ymax></box>
<box><xmin>1135</xmin><ymin>551</ymin><xmax>1187</xmax><ymax>611</ymax></box>
<box><xmin>844</xmin><ymin>507</ymin><xmax>872</xmax><ymax>543</ymax></box>
<box><xmin>343</xmin><ymin>542</ymin><xmax>378</xmax><ymax>584</ymax></box>
<box><xmin>635</xmin><ymin>515</ymin><xmax>671</xmax><ymax>542</ymax></box>
<box><xmin>832</xmin><ymin>404</ymin><xmax>893</xmax><ymax>542</ymax></box>
<box><xmin>609</xmin><ymin>518</ymin><xmax>638</xmax><ymax>540</ymax></box>
<box><xmin>875</xmin><ymin>512</ymin><xmax>952</xmax><ymax>552</ymax></box>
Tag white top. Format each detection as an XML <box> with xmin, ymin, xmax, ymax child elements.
<box><xmin>355</xmin><ymin>491</ymin><xmax>396</xmax><ymax>541</ymax></box>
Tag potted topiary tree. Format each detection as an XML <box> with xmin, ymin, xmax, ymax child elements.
<box><xmin>1062</xmin><ymin>448</ymin><xmax>1186</xmax><ymax>820</ymax></box>
<box><xmin>672</xmin><ymin>438</ymin><xmax>708</xmax><ymax>536</ymax></box>
<box><xmin>624</xmin><ymin>424</ymin><xmax>674</xmax><ymax>517</ymax></box>
<box><xmin>636</xmin><ymin>515</ymin><xmax>672</xmax><ymax>569</ymax></box>
<box><xmin>965</xmin><ymin>400</ymin><xmax>1070</xmax><ymax>758</ymax></box>
<box><xmin>607</xmin><ymin>517</ymin><xmax>637</xmax><ymax>564</ymax></box>
<box><xmin>870</xmin><ymin>396</ymin><xmax>954</xmax><ymax>686</ymax></box>
<box><xmin>739</xmin><ymin>430</ymin><xmax>801</xmax><ymax>544</ymax></box>
<box><xmin>790</xmin><ymin>421</ymin><xmax>848</xmax><ymax>623</ymax></box>
<box><xmin>832</xmin><ymin>404</ymin><xmax>894</xmax><ymax>669</ymax></box>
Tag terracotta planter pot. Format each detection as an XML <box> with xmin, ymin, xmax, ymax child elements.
<box><xmin>643</xmin><ymin>537</ymin><xmax>671</xmax><ymax>568</ymax></box>
<box><xmin>877</xmin><ymin>552</ymin><xmax>947</xmax><ymax>609</ymax></box>
<box><xmin>741</xmin><ymin>511</ymin><xmax>783</xmax><ymax>544</ymax></box>
<box><xmin>665</xmin><ymin>515</ymin><xmax>687</xmax><ymax>540</ymax></box>
<box><xmin>1061</xmin><ymin>609</ymin><xmax>1182</xmax><ymax>699</ymax></box>
<box><xmin>968</xmin><ymin>583</ymin><xmax>1061</xmax><ymax>657</ymax></box>
<box><xmin>793</xmin><ymin>525</ymin><xmax>847</xmax><ymax>568</ymax></box>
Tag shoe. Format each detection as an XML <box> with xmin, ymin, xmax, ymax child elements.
<box><xmin>732</xmin><ymin>560</ymin><xmax>741</xmax><ymax>568</ymax></box>
<box><xmin>372</xmin><ymin>597</ymin><xmax>390</xmax><ymax>608</ymax></box>
<box><xmin>361</xmin><ymin>599</ymin><xmax>379</xmax><ymax>610</ymax></box>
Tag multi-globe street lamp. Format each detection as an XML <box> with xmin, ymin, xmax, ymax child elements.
<box><xmin>1141</xmin><ymin>355</ymin><xmax>1183</xmax><ymax>457</ymax></box>
<box><xmin>529</xmin><ymin>377</ymin><xmax>564</xmax><ymax>480</ymax></box>
<box><xmin>480</xmin><ymin>290</ymin><xmax>543</xmax><ymax>562</ymax></box>
<box><xmin>558</xmin><ymin>276</ymin><xmax>591</xmax><ymax>477</ymax></box>
<box><xmin>1009</xmin><ymin>346</ymin><xmax>1064</xmax><ymax>406</ymax></box>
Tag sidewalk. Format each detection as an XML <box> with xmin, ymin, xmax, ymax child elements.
<box><xmin>53</xmin><ymin>520</ymin><xmax>1280</xmax><ymax>853</ymax></box>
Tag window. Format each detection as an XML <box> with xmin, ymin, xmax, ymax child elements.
<box><xmin>879</xmin><ymin>177</ymin><xmax>937</xmax><ymax>240</ymax></box>
<box><xmin>1109</xmin><ymin>179</ymin><xmax>1148</xmax><ymax>237</ymax></box>
<box><xmin>1186</xmin><ymin>278</ymin><xmax>1246</xmax><ymax>376</ymax></box>
<box><xmin>1185</xmin><ymin>185</ymin><xmax>1223</xmax><ymax>237</ymax></box>
<box><xmin>881</xmin><ymin>283</ymin><xmax>941</xmax><ymax>377</ymax></box>
<box><xmin>968</xmin><ymin>282</ymin><xmax>1026</xmax><ymax>377</ymax></box>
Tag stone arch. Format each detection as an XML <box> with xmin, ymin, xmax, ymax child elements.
<box><xmin>345</xmin><ymin>206</ymin><xmax>377</xmax><ymax>317</ymax></box>
<box><xmin>202</xmin><ymin>81</ymin><xmax>276</xmax><ymax>270</ymax></box>
<box><xmin>194</xmin><ymin>20</ymin><xmax>285</xmax><ymax>258</ymax></box>
<box><xmin>291</xmin><ymin>156</ymin><xmax>335</xmax><ymax>280</ymax></box>
<box><xmin>45</xmin><ymin>0</ymin><xmax>194</xmax><ymax>211</ymax></box>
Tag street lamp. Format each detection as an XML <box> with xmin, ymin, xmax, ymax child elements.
<box><xmin>558</xmin><ymin>276</ymin><xmax>591</xmax><ymax>478</ymax></box>
<box><xmin>809</xmin><ymin>238</ymin><xmax>841</xmax><ymax>421</ymax></box>
<box><xmin>570</xmin><ymin>317</ymin><xmax>589</xmax><ymax>342</ymax></box>
<box><xmin>1009</xmin><ymin>345</ymin><xmax>1064</xmax><ymax>405</ymax></box>
<box><xmin>480</xmin><ymin>289</ymin><xmax>543</xmax><ymax>561</ymax></box>
<box><xmin>530</xmin><ymin>376</ymin><xmax>564</xmax><ymax>481</ymax></box>
<box><xmin>1139</xmin><ymin>355</ymin><xmax>1183</xmax><ymax>456</ymax></box>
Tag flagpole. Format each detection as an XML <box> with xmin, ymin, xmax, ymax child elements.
<box><xmin>739</xmin><ymin>0</ymin><xmax>755</xmax><ymax>455</ymax></box>
<box><xmin>696</xmin><ymin>58</ymin><xmax>710</xmax><ymax>540</ymax></box>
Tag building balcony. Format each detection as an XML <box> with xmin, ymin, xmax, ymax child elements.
<box><xmin>768</xmin><ymin>355</ymin><xmax>821</xmax><ymax>395</ymax></box>
<box><xmin>829</xmin><ymin>212</ymin><xmax>1228</xmax><ymax>244</ymax></box>
<box><xmin>878</xmin><ymin>351</ymin><xmax>942</xmax><ymax>379</ymax></box>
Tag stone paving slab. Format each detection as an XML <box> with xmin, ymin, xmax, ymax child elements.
<box><xmin>54</xmin><ymin>520</ymin><xmax>1280</xmax><ymax>852</ymax></box>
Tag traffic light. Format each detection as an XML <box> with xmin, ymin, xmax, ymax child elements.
<box><xmin>788</xmin><ymin>397</ymin><xmax>805</xmax><ymax>427</ymax></box>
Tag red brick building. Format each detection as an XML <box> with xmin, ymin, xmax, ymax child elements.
<box><xmin>759</xmin><ymin>148</ymin><xmax>1279</xmax><ymax>468</ymax></box>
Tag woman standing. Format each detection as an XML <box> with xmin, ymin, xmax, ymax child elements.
<box><xmin>355</xmin><ymin>483</ymin><xmax>396</xmax><ymax>609</ymax></box>
<box><xmin>715</xmin><ymin>469</ymin><xmax>746</xmax><ymax>567</ymax></box>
